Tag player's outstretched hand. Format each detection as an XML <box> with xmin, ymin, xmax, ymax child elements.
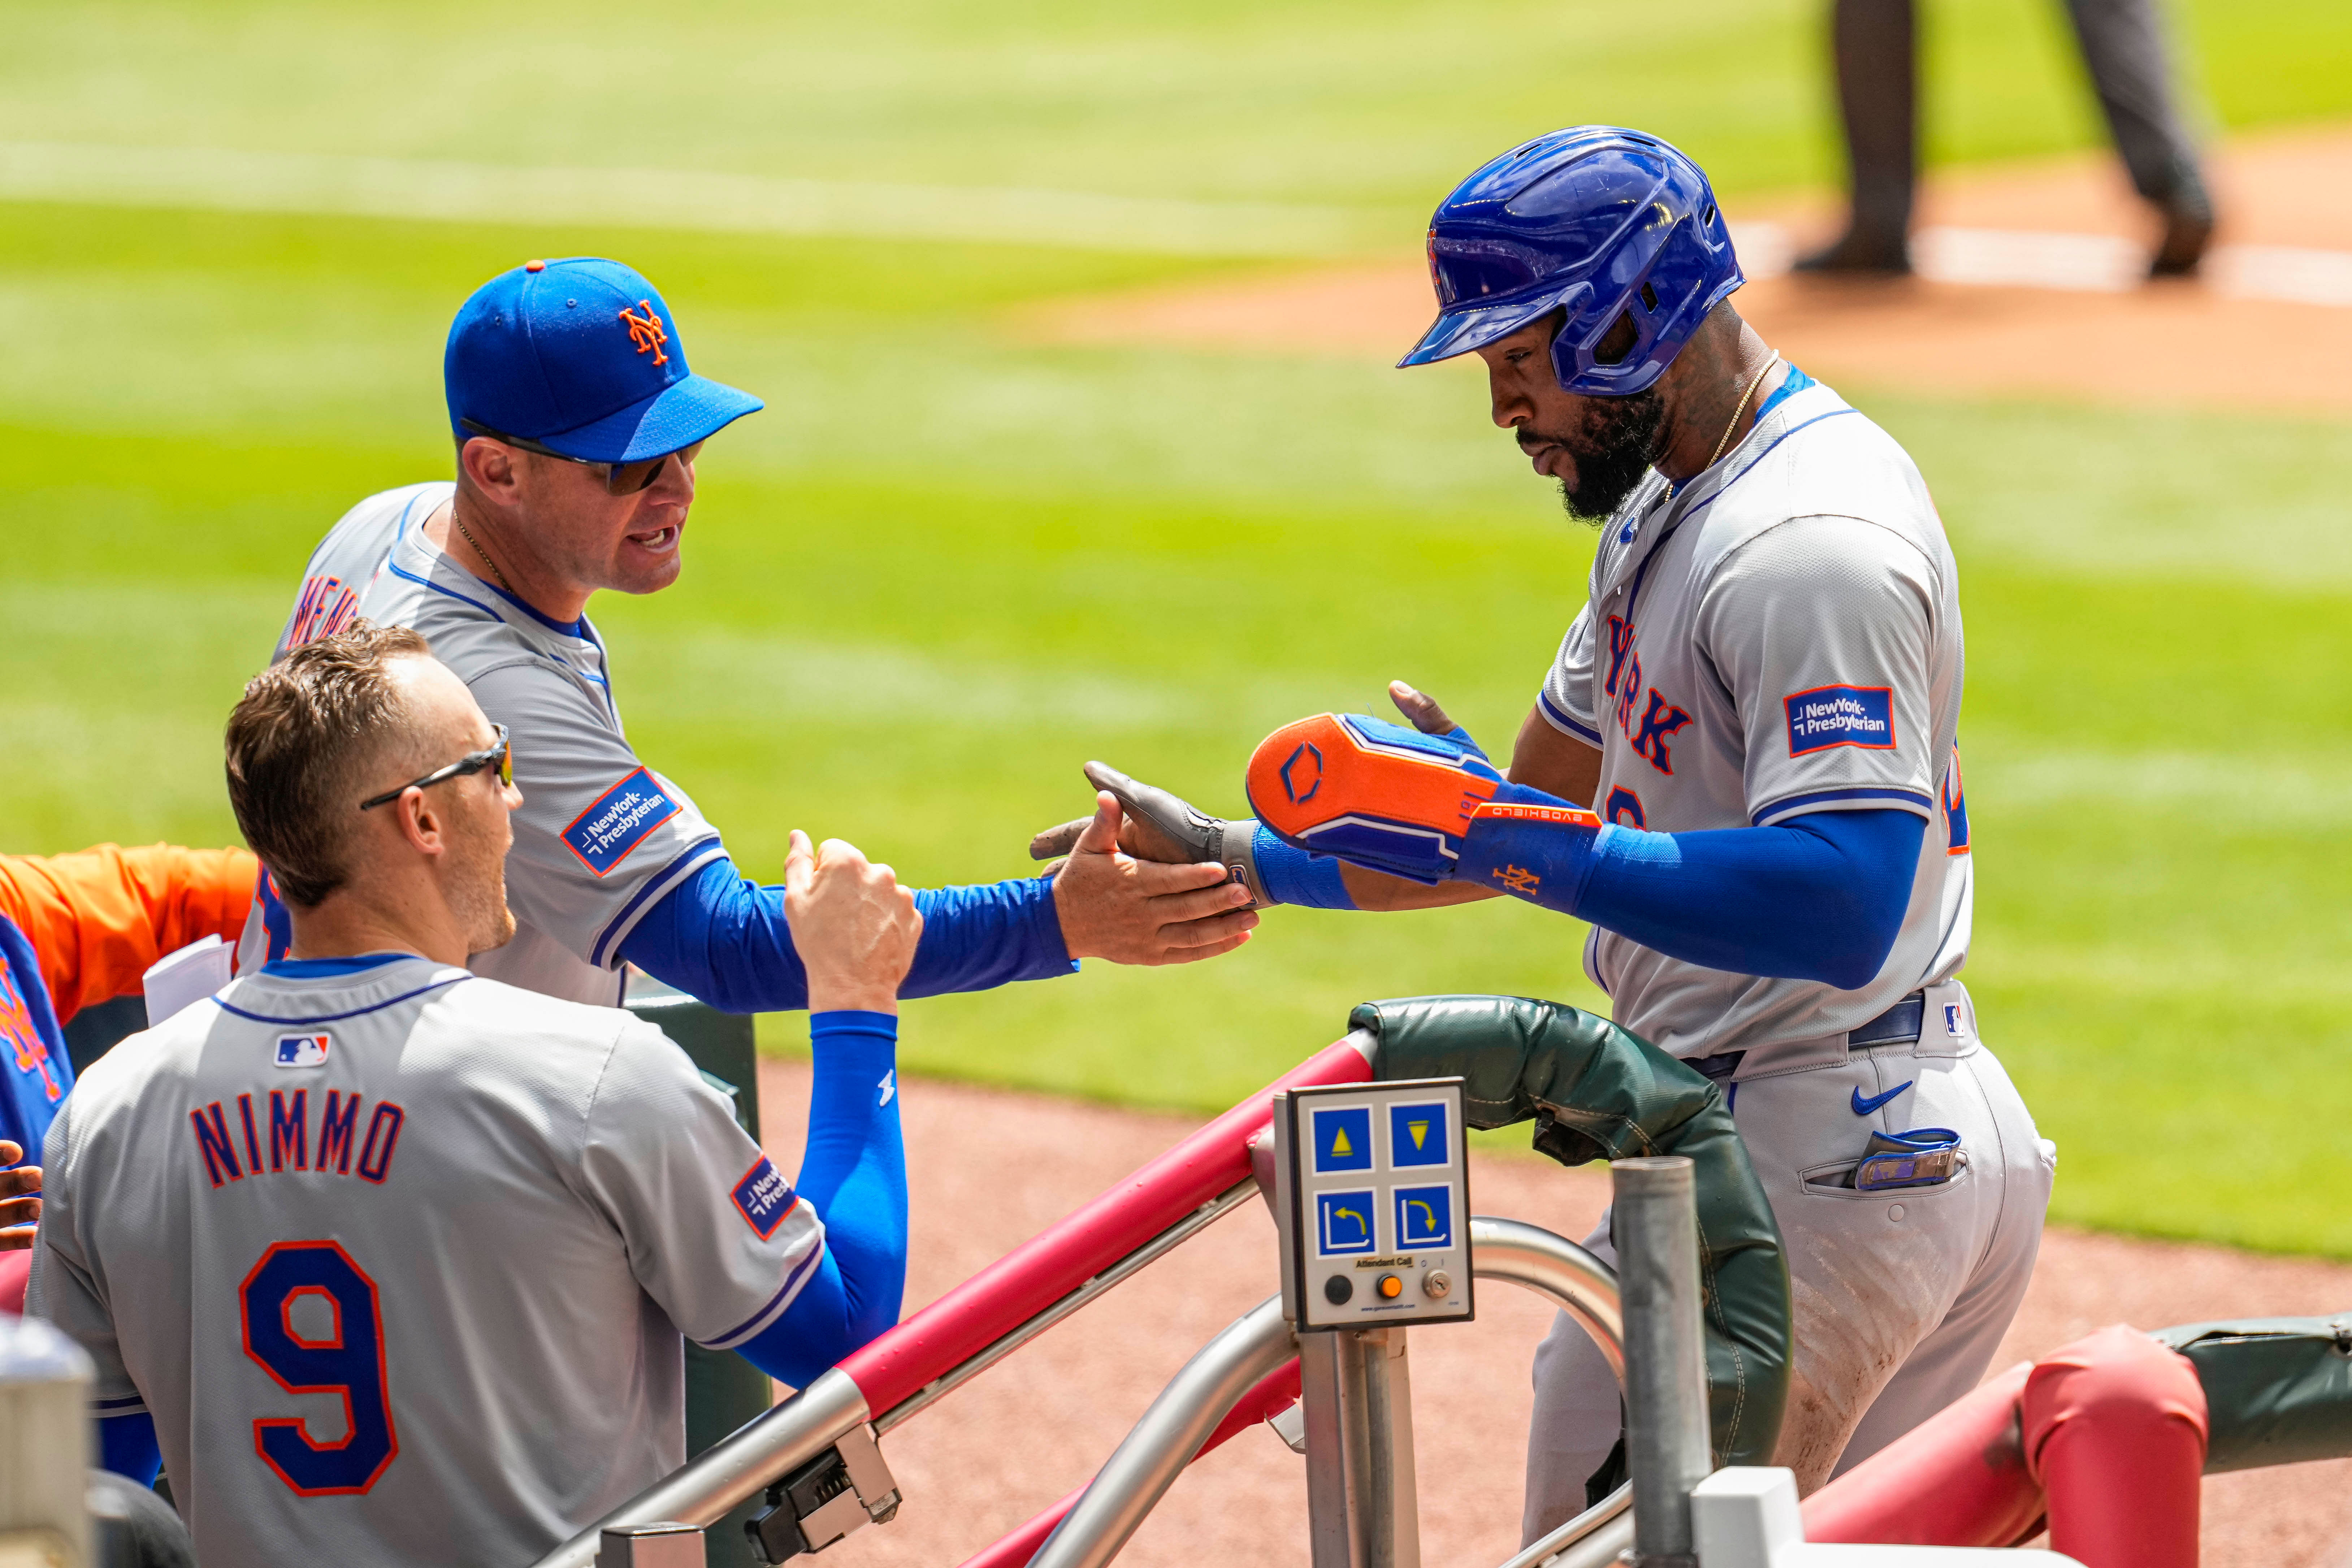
<box><xmin>784</xmin><ymin>830</ymin><xmax>924</xmax><ymax>1014</ymax></box>
<box><xmin>0</xmin><ymin>1140</ymin><xmax>39</xmax><ymax>1249</ymax></box>
<box><xmin>1050</xmin><ymin>792</ymin><xmax>1258</xmax><ymax>965</ymax></box>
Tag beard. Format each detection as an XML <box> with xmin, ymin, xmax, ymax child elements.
<box><xmin>1524</xmin><ymin>387</ymin><xmax>1668</xmax><ymax>525</ymax></box>
<box><xmin>453</xmin><ymin>828</ymin><xmax>519</xmax><ymax>956</ymax></box>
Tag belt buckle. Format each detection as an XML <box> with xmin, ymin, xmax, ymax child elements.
<box><xmin>1854</xmin><ymin>1127</ymin><xmax>1961</xmax><ymax>1192</ymax></box>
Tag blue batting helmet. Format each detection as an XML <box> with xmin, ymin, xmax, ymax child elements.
<box><xmin>1398</xmin><ymin>127</ymin><xmax>1743</xmax><ymax>396</ymax></box>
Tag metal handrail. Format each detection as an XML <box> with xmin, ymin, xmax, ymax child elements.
<box><xmin>528</xmin><ymin>1039</ymin><xmax>1378</xmax><ymax>1568</ymax></box>
<box><xmin>524</xmin><ymin>1185</ymin><xmax>1265</xmax><ymax>1568</ymax></box>
<box><xmin>1496</xmin><ymin>1495</ymin><xmax>1627</xmax><ymax>1568</ymax></box>
<box><xmin>1019</xmin><ymin>1218</ymin><xmax>1628</xmax><ymax>1568</ymax></box>
<box><xmin>1028</xmin><ymin>1297</ymin><xmax>1300</xmax><ymax>1568</ymax></box>
<box><xmin>531</xmin><ymin>1366</ymin><xmax>873</xmax><ymax>1568</ymax></box>
<box><xmin>877</xmin><ymin>1179</ymin><xmax>1261</xmax><ymax>1437</ymax></box>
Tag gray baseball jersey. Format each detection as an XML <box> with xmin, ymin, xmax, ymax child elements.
<box><xmin>238</xmin><ymin>483</ymin><xmax>726</xmax><ymax>1005</ymax></box>
<box><xmin>1538</xmin><ymin>377</ymin><xmax>1972</xmax><ymax>1059</ymax></box>
<box><xmin>30</xmin><ymin>953</ymin><xmax>822</xmax><ymax>1568</ymax></box>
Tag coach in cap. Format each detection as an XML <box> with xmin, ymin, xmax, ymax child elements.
<box><xmin>241</xmin><ymin>258</ymin><xmax>1255</xmax><ymax>1007</ymax></box>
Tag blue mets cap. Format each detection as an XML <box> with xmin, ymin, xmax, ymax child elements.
<box><xmin>443</xmin><ymin>258</ymin><xmax>764</xmax><ymax>463</ymax></box>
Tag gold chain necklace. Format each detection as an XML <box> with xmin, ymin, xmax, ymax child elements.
<box><xmin>1700</xmin><ymin>352</ymin><xmax>1784</xmax><ymax>474</ymax></box>
<box><xmin>450</xmin><ymin>511</ymin><xmax>517</xmax><ymax>594</ymax></box>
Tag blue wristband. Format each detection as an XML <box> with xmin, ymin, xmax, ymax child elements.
<box><xmin>1250</xmin><ymin>823</ymin><xmax>1356</xmax><ymax>909</ymax></box>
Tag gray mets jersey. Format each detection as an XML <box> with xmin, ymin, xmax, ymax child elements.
<box><xmin>29</xmin><ymin>953</ymin><xmax>822</xmax><ymax>1568</ymax></box>
<box><xmin>1538</xmin><ymin>377</ymin><xmax>1972</xmax><ymax>1060</ymax></box>
<box><xmin>239</xmin><ymin>483</ymin><xmax>726</xmax><ymax>1005</ymax></box>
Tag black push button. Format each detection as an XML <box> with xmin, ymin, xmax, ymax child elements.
<box><xmin>1323</xmin><ymin>1273</ymin><xmax>1354</xmax><ymax>1305</ymax></box>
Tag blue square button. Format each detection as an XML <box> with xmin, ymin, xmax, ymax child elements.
<box><xmin>1311</xmin><ymin>1106</ymin><xmax>1373</xmax><ymax>1174</ymax></box>
<box><xmin>1316</xmin><ymin>1190</ymin><xmax>1378</xmax><ymax>1255</ymax></box>
<box><xmin>1394</xmin><ymin>1184</ymin><xmax>1453</xmax><ymax>1250</ymax></box>
<box><xmin>1388</xmin><ymin>1102</ymin><xmax>1450</xmax><ymax>1168</ymax></box>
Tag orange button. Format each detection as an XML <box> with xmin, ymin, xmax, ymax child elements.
<box><xmin>524</xmin><ymin>259</ymin><xmax>547</xmax><ymax>272</ymax></box>
<box><xmin>1377</xmin><ymin>1274</ymin><xmax>1403</xmax><ymax>1300</ymax></box>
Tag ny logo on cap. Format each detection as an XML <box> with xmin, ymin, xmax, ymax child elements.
<box><xmin>618</xmin><ymin>300</ymin><xmax>670</xmax><ymax>365</ymax></box>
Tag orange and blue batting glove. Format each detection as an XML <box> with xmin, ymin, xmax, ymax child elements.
<box><xmin>1246</xmin><ymin>713</ymin><xmax>1603</xmax><ymax>908</ymax></box>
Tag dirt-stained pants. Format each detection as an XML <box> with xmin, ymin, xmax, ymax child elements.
<box><xmin>1520</xmin><ymin>982</ymin><xmax>2055</xmax><ymax>1542</ymax></box>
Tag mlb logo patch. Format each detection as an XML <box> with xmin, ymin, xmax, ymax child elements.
<box><xmin>732</xmin><ymin>1156</ymin><xmax>797</xmax><ymax>1240</ymax></box>
<box><xmin>1785</xmin><ymin>685</ymin><xmax>1897</xmax><ymax>756</ymax></box>
<box><xmin>1944</xmin><ymin>1004</ymin><xmax>1965</xmax><ymax>1038</ymax></box>
<box><xmin>561</xmin><ymin>767</ymin><xmax>681</xmax><ymax>877</ymax></box>
<box><xmin>274</xmin><ymin>1033</ymin><xmax>330</xmax><ymax>1068</ymax></box>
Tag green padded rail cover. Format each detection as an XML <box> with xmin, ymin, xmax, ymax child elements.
<box><xmin>1349</xmin><ymin>994</ymin><xmax>1790</xmax><ymax>1467</ymax></box>
<box><xmin>2153</xmin><ymin>1314</ymin><xmax>2352</xmax><ymax>1474</ymax></box>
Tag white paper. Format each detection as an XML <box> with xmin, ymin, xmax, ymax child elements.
<box><xmin>142</xmin><ymin>935</ymin><xmax>231</xmax><ymax>1028</ymax></box>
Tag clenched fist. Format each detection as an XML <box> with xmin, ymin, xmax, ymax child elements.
<box><xmin>784</xmin><ymin>830</ymin><xmax>924</xmax><ymax>1013</ymax></box>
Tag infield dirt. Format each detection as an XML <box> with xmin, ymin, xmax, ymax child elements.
<box><xmin>1023</xmin><ymin>125</ymin><xmax>2352</xmax><ymax>416</ymax></box>
<box><xmin>760</xmin><ymin>1060</ymin><xmax>2352</xmax><ymax>1568</ymax></box>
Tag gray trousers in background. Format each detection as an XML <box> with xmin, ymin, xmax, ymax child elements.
<box><xmin>2059</xmin><ymin>0</ymin><xmax>2204</xmax><ymax>203</ymax></box>
<box><xmin>1826</xmin><ymin>0</ymin><xmax>2205</xmax><ymax>239</ymax></box>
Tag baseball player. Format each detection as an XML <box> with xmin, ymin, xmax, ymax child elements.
<box><xmin>1047</xmin><ymin>129</ymin><xmax>2053</xmax><ymax>1525</ymax></box>
<box><xmin>33</xmin><ymin>622</ymin><xmax>921</xmax><ymax>1568</ymax></box>
<box><xmin>239</xmin><ymin>256</ymin><xmax>1255</xmax><ymax>1011</ymax></box>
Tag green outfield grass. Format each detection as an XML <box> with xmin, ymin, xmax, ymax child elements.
<box><xmin>3</xmin><ymin>0</ymin><xmax>2350</xmax><ymax>1254</ymax></box>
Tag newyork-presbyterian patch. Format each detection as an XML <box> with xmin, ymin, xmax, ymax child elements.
<box><xmin>560</xmin><ymin>768</ymin><xmax>680</xmax><ymax>876</ymax></box>
<box><xmin>732</xmin><ymin>1156</ymin><xmax>797</xmax><ymax>1239</ymax></box>
<box><xmin>1784</xmin><ymin>685</ymin><xmax>1896</xmax><ymax>756</ymax></box>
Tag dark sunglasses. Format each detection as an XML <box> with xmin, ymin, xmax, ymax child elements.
<box><xmin>459</xmin><ymin>419</ymin><xmax>703</xmax><ymax>496</ymax></box>
<box><xmin>359</xmin><ymin>725</ymin><xmax>513</xmax><ymax>811</ymax></box>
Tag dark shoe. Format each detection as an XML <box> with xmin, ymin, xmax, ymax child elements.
<box><xmin>2147</xmin><ymin>166</ymin><xmax>2215</xmax><ymax>277</ymax></box>
<box><xmin>1795</xmin><ymin>225</ymin><xmax>1913</xmax><ymax>275</ymax></box>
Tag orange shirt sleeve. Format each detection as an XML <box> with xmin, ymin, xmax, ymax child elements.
<box><xmin>0</xmin><ymin>844</ymin><xmax>259</xmax><ymax>1025</ymax></box>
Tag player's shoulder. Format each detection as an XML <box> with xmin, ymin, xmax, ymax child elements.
<box><xmin>1690</xmin><ymin>379</ymin><xmax>1945</xmax><ymax>576</ymax></box>
<box><xmin>57</xmin><ymin>998</ymin><xmax>236</xmax><ymax>1126</ymax></box>
<box><xmin>310</xmin><ymin>482</ymin><xmax>453</xmax><ymax>573</ymax></box>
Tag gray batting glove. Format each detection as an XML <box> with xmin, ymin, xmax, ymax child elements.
<box><xmin>1028</xmin><ymin>761</ymin><xmax>1270</xmax><ymax>909</ymax></box>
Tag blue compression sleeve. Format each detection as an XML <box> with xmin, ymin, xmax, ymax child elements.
<box><xmin>731</xmin><ymin>1011</ymin><xmax>908</xmax><ymax>1389</ymax></box>
<box><xmin>99</xmin><ymin>1412</ymin><xmax>163</xmax><ymax>1487</ymax></box>
<box><xmin>1249</xmin><ymin>825</ymin><xmax>1356</xmax><ymax>909</ymax></box>
<box><xmin>619</xmin><ymin>858</ymin><xmax>1074</xmax><ymax>1013</ymax></box>
<box><xmin>1459</xmin><ymin>805</ymin><xmax>1923</xmax><ymax>987</ymax></box>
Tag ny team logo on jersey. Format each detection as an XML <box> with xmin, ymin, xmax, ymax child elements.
<box><xmin>1784</xmin><ymin>685</ymin><xmax>1896</xmax><ymax>755</ymax></box>
<box><xmin>618</xmin><ymin>301</ymin><xmax>670</xmax><ymax>365</ymax></box>
<box><xmin>561</xmin><ymin>767</ymin><xmax>681</xmax><ymax>876</ymax></box>
<box><xmin>275</xmin><ymin>1033</ymin><xmax>331</xmax><ymax>1068</ymax></box>
<box><xmin>731</xmin><ymin>1156</ymin><xmax>797</xmax><ymax>1239</ymax></box>
<box><xmin>0</xmin><ymin>960</ymin><xmax>61</xmax><ymax>1104</ymax></box>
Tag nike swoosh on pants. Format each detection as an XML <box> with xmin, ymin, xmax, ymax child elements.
<box><xmin>1851</xmin><ymin>1080</ymin><xmax>1914</xmax><ymax>1116</ymax></box>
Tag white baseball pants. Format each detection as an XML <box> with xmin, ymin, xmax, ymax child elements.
<box><xmin>1520</xmin><ymin>980</ymin><xmax>2056</xmax><ymax>1542</ymax></box>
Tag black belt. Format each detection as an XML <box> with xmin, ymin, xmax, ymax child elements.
<box><xmin>1682</xmin><ymin>991</ymin><xmax>1927</xmax><ymax>1080</ymax></box>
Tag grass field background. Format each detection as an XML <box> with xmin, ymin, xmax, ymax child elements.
<box><xmin>4</xmin><ymin>0</ymin><xmax>2349</xmax><ymax>1254</ymax></box>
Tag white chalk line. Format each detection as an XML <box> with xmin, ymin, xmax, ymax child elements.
<box><xmin>0</xmin><ymin>140</ymin><xmax>1373</xmax><ymax>258</ymax></box>
<box><xmin>1733</xmin><ymin>220</ymin><xmax>2352</xmax><ymax>308</ymax></box>
<box><xmin>3</xmin><ymin>142</ymin><xmax>2348</xmax><ymax>303</ymax></box>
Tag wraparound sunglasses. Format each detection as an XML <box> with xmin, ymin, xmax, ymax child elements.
<box><xmin>459</xmin><ymin>419</ymin><xmax>703</xmax><ymax>496</ymax></box>
<box><xmin>360</xmin><ymin>724</ymin><xmax>512</xmax><ymax>811</ymax></box>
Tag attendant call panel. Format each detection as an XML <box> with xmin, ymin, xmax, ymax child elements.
<box><xmin>1275</xmin><ymin>1077</ymin><xmax>1473</xmax><ymax>1330</ymax></box>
